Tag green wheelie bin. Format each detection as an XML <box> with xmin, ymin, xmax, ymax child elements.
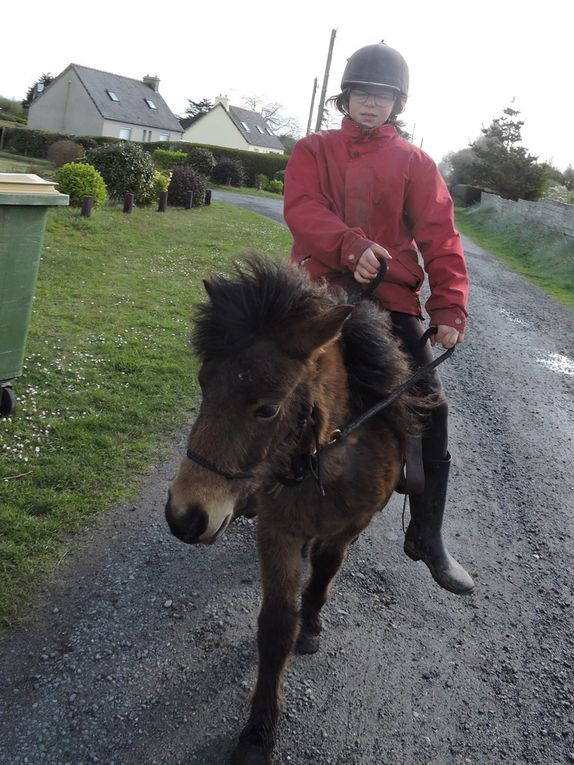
<box><xmin>0</xmin><ymin>173</ymin><xmax>69</xmax><ymax>416</ymax></box>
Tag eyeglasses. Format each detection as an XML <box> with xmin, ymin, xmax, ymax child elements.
<box><xmin>349</xmin><ymin>88</ymin><xmax>396</xmax><ymax>106</ymax></box>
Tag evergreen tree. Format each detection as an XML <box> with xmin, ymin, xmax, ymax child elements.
<box><xmin>185</xmin><ymin>98</ymin><xmax>213</xmax><ymax>117</ymax></box>
<box><xmin>22</xmin><ymin>73</ymin><xmax>53</xmax><ymax>109</ymax></box>
<box><xmin>469</xmin><ymin>107</ymin><xmax>547</xmax><ymax>200</ymax></box>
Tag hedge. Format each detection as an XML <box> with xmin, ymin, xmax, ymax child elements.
<box><xmin>1</xmin><ymin>127</ymin><xmax>289</xmax><ymax>187</ymax></box>
<box><xmin>141</xmin><ymin>141</ymin><xmax>289</xmax><ymax>186</ymax></box>
<box><xmin>1</xmin><ymin>127</ymin><xmax>119</xmax><ymax>157</ymax></box>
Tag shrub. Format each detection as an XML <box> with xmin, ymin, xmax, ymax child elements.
<box><xmin>86</xmin><ymin>142</ymin><xmax>155</xmax><ymax>204</ymax></box>
<box><xmin>167</xmin><ymin>165</ymin><xmax>207</xmax><ymax>207</ymax></box>
<box><xmin>195</xmin><ymin>143</ymin><xmax>287</xmax><ymax>186</ymax></box>
<box><xmin>54</xmin><ymin>163</ymin><xmax>107</xmax><ymax>207</ymax></box>
<box><xmin>268</xmin><ymin>179</ymin><xmax>283</xmax><ymax>194</ymax></box>
<box><xmin>211</xmin><ymin>158</ymin><xmax>245</xmax><ymax>187</ymax></box>
<box><xmin>0</xmin><ymin>96</ymin><xmax>24</xmax><ymax>118</ymax></box>
<box><xmin>152</xmin><ymin>171</ymin><xmax>170</xmax><ymax>200</ymax></box>
<box><xmin>184</xmin><ymin>147</ymin><xmax>215</xmax><ymax>176</ymax></box>
<box><xmin>75</xmin><ymin>136</ymin><xmax>99</xmax><ymax>152</ymax></box>
<box><xmin>47</xmin><ymin>139</ymin><xmax>85</xmax><ymax>167</ymax></box>
<box><xmin>543</xmin><ymin>184</ymin><xmax>574</xmax><ymax>204</ymax></box>
<box><xmin>152</xmin><ymin>148</ymin><xmax>186</xmax><ymax>171</ymax></box>
<box><xmin>255</xmin><ymin>173</ymin><xmax>270</xmax><ymax>190</ymax></box>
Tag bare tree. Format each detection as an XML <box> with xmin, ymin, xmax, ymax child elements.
<box><xmin>241</xmin><ymin>94</ymin><xmax>301</xmax><ymax>138</ymax></box>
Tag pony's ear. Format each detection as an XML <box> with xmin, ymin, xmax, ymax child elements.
<box><xmin>284</xmin><ymin>304</ymin><xmax>354</xmax><ymax>359</ymax></box>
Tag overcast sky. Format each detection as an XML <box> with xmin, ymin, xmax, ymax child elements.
<box><xmin>1</xmin><ymin>0</ymin><xmax>571</xmax><ymax>171</ymax></box>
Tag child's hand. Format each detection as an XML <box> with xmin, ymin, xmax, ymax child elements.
<box><xmin>433</xmin><ymin>325</ymin><xmax>461</xmax><ymax>348</ymax></box>
<box><xmin>354</xmin><ymin>244</ymin><xmax>391</xmax><ymax>283</ymax></box>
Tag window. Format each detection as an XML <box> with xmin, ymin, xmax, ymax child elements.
<box><xmin>240</xmin><ymin>121</ymin><xmax>250</xmax><ymax>131</ymax></box>
<box><xmin>107</xmin><ymin>90</ymin><xmax>120</xmax><ymax>102</ymax></box>
<box><xmin>119</xmin><ymin>128</ymin><xmax>131</xmax><ymax>140</ymax></box>
<box><xmin>145</xmin><ymin>98</ymin><xmax>157</xmax><ymax>109</ymax></box>
<box><xmin>159</xmin><ymin>133</ymin><xmax>169</xmax><ymax>141</ymax></box>
<box><xmin>256</xmin><ymin>125</ymin><xmax>264</xmax><ymax>133</ymax></box>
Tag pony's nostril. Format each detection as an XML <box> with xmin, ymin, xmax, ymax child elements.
<box><xmin>182</xmin><ymin>504</ymin><xmax>208</xmax><ymax>540</ymax></box>
<box><xmin>165</xmin><ymin>500</ymin><xmax>208</xmax><ymax>543</ymax></box>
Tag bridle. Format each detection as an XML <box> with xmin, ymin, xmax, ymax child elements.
<box><xmin>184</xmin><ymin>449</ymin><xmax>254</xmax><ymax>481</ymax></box>
<box><xmin>185</xmin><ymin>326</ymin><xmax>454</xmax><ymax>495</ymax></box>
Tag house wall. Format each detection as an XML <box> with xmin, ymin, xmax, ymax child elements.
<box><xmin>181</xmin><ymin>107</ymin><xmax>278</xmax><ymax>153</ymax></box>
<box><xmin>28</xmin><ymin>70</ymin><xmax>104</xmax><ymax>136</ymax></box>
<box><xmin>182</xmin><ymin>108</ymin><xmax>251</xmax><ymax>151</ymax></box>
<box><xmin>101</xmin><ymin>121</ymin><xmax>181</xmax><ymax>142</ymax></box>
<box><xmin>481</xmin><ymin>192</ymin><xmax>574</xmax><ymax>239</ymax></box>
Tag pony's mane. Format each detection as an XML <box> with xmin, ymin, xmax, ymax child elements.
<box><xmin>193</xmin><ymin>256</ymin><xmax>421</xmax><ymax>436</ymax></box>
<box><xmin>342</xmin><ymin>301</ymin><xmax>414</xmax><ymax>412</ymax></box>
<box><xmin>192</xmin><ymin>256</ymin><xmax>336</xmax><ymax>361</ymax></box>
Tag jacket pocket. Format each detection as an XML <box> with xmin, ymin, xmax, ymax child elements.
<box><xmin>385</xmin><ymin>249</ymin><xmax>424</xmax><ymax>290</ymax></box>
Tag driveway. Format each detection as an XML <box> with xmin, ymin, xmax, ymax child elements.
<box><xmin>1</xmin><ymin>194</ymin><xmax>573</xmax><ymax>765</ymax></box>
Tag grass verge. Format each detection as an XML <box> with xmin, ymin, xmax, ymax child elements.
<box><xmin>455</xmin><ymin>205</ymin><xmax>574</xmax><ymax>310</ymax></box>
<box><xmin>0</xmin><ymin>201</ymin><xmax>292</xmax><ymax>630</ymax></box>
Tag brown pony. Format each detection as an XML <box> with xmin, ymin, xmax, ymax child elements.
<box><xmin>165</xmin><ymin>256</ymin><xmax>421</xmax><ymax>765</ymax></box>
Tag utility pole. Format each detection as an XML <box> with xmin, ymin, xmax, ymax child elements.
<box><xmin>306</xmin><ymin>77</ymin><xmax>318</xmax><ymax>136</ymax></box>
<box><xmin>314</xmin><ymin>28</ymin><xmax>337</xmax><ymax>133</ymax></box>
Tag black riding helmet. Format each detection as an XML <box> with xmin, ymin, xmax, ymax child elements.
<box><xmin>341</xmin><ymin>42</ymin><xmax>409</xmax><ymax>114</ymax></box>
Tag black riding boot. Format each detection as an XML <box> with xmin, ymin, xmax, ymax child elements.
<box><xmin>404</xmin><ymin>453</ymin><xmax>474</xmax><ymax>595</ymax></box>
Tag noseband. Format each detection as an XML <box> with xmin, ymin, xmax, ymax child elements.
<box><xmin>185</xmin><ymin>449</ymin><xmax>254</xmax><ymax>481</ymax></box>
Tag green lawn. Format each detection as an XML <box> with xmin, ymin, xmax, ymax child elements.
<box><xmin>0</xmin><ymin>201</ymin><xmax>292</xmax><ymax>630</ymax></box>
<box><xmin>0</xmin><ymin>150</ymin><xmax>56</xmax><ymax>177</ymax></box>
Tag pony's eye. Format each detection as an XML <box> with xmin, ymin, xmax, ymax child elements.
<box><xmin>255</xmin><ymin>404</ymin><xmax>280</xmax><ymax>419</ymax></box>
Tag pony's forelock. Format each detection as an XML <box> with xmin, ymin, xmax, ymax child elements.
<box><xmin>192</xmin><ymin>256</ymin><xmax>335</xmax><ymax>361</ymax></box>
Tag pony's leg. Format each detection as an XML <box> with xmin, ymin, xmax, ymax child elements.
<box><xmin>232</xmin><ymin>529</ymin><xmax>302</xmax><ymax>765</ymax></box>
<box><xmin>296</xmin><ymin>535</ymin><xmax>354</xmax><ymax>655</ymax></box>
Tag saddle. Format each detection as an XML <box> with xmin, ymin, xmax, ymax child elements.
<box><xmin>395</xmin><ymin>434</ymin><xmax>424</xmax><ymax>495</ymax></box>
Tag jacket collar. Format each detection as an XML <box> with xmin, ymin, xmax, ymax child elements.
<box><xmin>341</xmin><ymin>117</ymin><xmax>397</xmax><ymax>142</ymax></box>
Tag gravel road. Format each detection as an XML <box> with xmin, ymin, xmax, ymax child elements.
<box><xmin>1</xmin><ymin>195</ymin><xmax>573</xmax><ymax>765</ymax></box>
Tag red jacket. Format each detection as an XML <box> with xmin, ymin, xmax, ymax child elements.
<box><xmin>284</xmin><ymin>118</ymin><xmax>468</xmax><ymax>332</ymax></box>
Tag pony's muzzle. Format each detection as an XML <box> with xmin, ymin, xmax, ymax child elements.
<box><xmin>165</xmin><ymin>494</ymin><xmax>209</xmax><ymax>544</ymax></box>
<box><xmin>165</xmin><ymin>489</ymin><xmax>234</xmax><ymax>545</ymax></box>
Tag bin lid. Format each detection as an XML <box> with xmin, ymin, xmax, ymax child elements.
<box><xmin>0</xmin><ymin>174</ymin><xmax>69</xmax><ymax>206</ymax></box>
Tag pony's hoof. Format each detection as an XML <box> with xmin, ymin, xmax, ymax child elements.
<box><xmin>231</xmin><ymin>740</ymin><xmax>272</xmax><ymax>765</ymax></box>
<box><xmin>296</xmin><ymin>631</ymin><xmax>320</xmax><ymax>654</ymax></box>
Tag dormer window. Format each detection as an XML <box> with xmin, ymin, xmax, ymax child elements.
<box><xmin>241</xmin><ymin>121</ymin><xmax>250</xmax><ymax>131</ymax></box>
<box><xmin>145</xmin><ymin>98</ymin><xmax>157</xmax><ymax>109</ymax></box>
<box><xmin>107</xmin><ymin>90</ymin><xmax>120</xmax><ymax>102</ymax></box>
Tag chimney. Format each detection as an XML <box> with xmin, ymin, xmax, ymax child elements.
<box><xmin>143</xmin><ymin>75</ymin><xmax>160</xmax><ymax>92</ymax></box>
<box><xmin>214</xmin><ymin>94</ymin><xmax>229</xmax><ymax>110</ymax></box>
